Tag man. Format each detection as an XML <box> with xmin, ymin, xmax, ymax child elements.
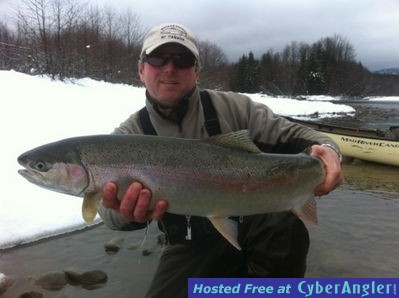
<box><xmin>98</xmin><ymin>23</ymin><xmax>343</xmax><ymax>297</ymax></box>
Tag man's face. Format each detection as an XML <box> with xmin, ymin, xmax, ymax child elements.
<box><xmin>138</xmin><ymin>44</ymin><xmax>199</xmax><ymax>108</ymax></box>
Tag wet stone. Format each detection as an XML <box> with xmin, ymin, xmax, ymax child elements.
<box><xmin>104</xmin><ymin>237</ymin><xmax>124</xmax><ymax>254</ymax></box>
<box><xmin>65</xmin><ymin>269</ymin><xmax>107</xmax><ymax>288</ymax></box>
<box><xmin>0</xmin><ymin>272</ymin><xmax>16</xmax><ymax>296</ymax></box>
<box><xmin>64</xmin><ymin>270</ymin><xmax>81</xmax><ymax>286</ymax></box>
<box><xmin>142</xmin><ymin>249</ymin><xmax>153</xmax><ymax>256</ymax></box>
<box><xmin>79</xmin><ymin>270</ymin><xmax>107</xmax><ymax>285</ymax></box>
<box><xmin>17</xmin><ymin>291</ymin><xmax>44</xmax><ymax>298</ymax></box>
<box><xmin>34</xmin><ymin>271</ymin><xmax>67</xmax><ymax>291</ymax></box>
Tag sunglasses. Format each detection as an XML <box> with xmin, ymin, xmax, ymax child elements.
<box><xmin>142</xmin><ymin>53</ymin><xmax>197</xmax><ymax>69</ymax></box>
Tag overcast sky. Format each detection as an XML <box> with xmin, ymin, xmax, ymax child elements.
<box><xmin>1</xmin><ymin>0</ymin><xmax>398</xmax><ymax>71</ymax></box>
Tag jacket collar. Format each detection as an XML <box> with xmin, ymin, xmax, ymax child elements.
<box><xmin>145</xmin><ymin>87</ymin><xmax>198</xmax><ymax>124</ymax></box>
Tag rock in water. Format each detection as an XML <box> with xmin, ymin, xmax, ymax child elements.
<box><xmin>17</xmin><ymin>291</ymin><xmax>44</xmax><ymax>298</ymax></box>
<box><xmin>64</xmin><ymin>269</ymin><xmax>107</xmax><ymax>290</ymax></box>
<box><xmin>0</xmin><ymin>272</ymin><xmax>16</xmax><ymax>295</ymax></box>
<box><xmin>34</xmin><ymin>271</ymin><xmax>67</xmax><ymax>291</ymax></box>
<box><xmin>104</xmin><ymin>237</ymin><xmax>124</xmax><ymax>254</ymax></box>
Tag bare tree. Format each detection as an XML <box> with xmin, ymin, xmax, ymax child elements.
<box><xmin>0</xmin><ymin>22</ymin><xmax>20</xmax><ymax>70</ymax></box>
<box><xmin>117</xmin><ymin>9</ymin><xmax>144</xmax><ymax>84</ymax></box>
<box><xmin>120</xmin><ymin>9</ymin><xmax>143</xmax><ymax>50</ymax></box>
<box><xmin>50</xmin><ymin>0</ymin><xmax>85</xmax><ymax>78</ymax></box>
<box><xmin>15</xmin><ymin>0</ymin><xmax>82</xmax><ymax>77</ymax></box>
<box><xmin>11</xmin><ymin>0</ymin><xmax>145</xmax><ymax>82</ymax></box>
<box><xmin>198</xmin><ymin>40</ymin><xmax>230</xmax><ymax>90</ymax></box>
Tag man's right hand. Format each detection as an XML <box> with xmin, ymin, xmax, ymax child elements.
<box><xmin>102</xmin><ymin>181</ymin><xmax>168</xmax><ymax>223</ymax></box>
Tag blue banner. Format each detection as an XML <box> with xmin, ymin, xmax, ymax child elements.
<box><xmin>188</xmin><ymin>278</ymin><xmax>398</xmax><ymax>298</ymax></box>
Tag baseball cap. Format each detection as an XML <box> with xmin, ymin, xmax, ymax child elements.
<box><xmin>140</xmin><ymin>23</ymin><xmax>200</xmax><ymax>61</ymax></box>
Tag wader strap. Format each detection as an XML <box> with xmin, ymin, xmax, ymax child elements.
<box><xmin>200</xmin><ymin>90</ymin><xmax>222</xmax><ymax>136</ymax></box>
<box><xmin>139</xmin><ymin>107</ymin><xmax>157</xmax><ymax>136</ymax></box>
<box><xmin>139</xmin><ymin>91</ymin><xmax>221</xmax><ymax>137</ymax></box>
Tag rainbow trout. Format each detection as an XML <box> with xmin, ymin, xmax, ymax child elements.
<box><xmin>17</xmin><ymin>130</ymin><xmax>323</xmax><ymax>249</ymax></box>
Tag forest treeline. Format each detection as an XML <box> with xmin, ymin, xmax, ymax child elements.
<box><xmin>1</xmin><ymin>0</ymin><xmax>398</xmax><ymax>96</ymax></box>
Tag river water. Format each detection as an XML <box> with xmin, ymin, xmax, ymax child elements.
<box><xmin>307</xmin><ymin>99</ymin><xmax>399</xmax><ymax>276</ymax></box>
<box><xmin>307</xmin><ymin>162</ymin><xmax>399</xmax><ymax>277</ymax></box>
<box><xmin>320</xmin><ymin>99</ymin><xmax>399</xmax><ymax>130</ymax></box>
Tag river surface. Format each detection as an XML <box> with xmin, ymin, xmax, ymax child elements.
<box><xmin>320</xmin><ymin>99</ymin><xmax>399</xmax><ymax>131</ymax></box>
<box><xmin>307</xmin><ymin>162</ymin><xmax>399</xmax><ymax>277</ymax></box>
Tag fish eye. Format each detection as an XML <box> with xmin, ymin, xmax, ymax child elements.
<box><xmin>34</xmin><ymin>161</ymin><xmax>49</xmax><ymax>172</ymax></box>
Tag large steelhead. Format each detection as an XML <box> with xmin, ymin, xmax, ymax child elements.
<box><xmin>18</xmin><ymin>130</ymin><xmax>324</xmax><ymax>249</ymax></box>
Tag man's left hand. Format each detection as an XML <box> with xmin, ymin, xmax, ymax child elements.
<box><xmin>311</xmin><ymin>144</ymin><xmax>344</xmax><ymax>196</ymax></box>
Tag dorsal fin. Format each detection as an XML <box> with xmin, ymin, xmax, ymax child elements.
<box><xmin>205</xmin><ymin>130</ymin><xmax>261</xmax><ymax>153</ymax></box>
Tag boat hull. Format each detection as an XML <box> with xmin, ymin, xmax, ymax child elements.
<box><xmin>286</xmin><ymin>117</ymin><xmax>399</xmax><ymax>167</ymax></box>
<box><xmin>323</xmin><ymin>132</ymin><xmax>399</xmax><ymax>166</ymax></box>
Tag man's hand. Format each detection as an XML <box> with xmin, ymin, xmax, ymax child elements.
<box><xmin>311</xmin><ymin>144</ymin><xmax>344</xmax><ymax>196</ymax></box>
<box><xmin>102</xmin><ymin>181</ymin><xmax>168</xmax><ymax>222</ymax></box>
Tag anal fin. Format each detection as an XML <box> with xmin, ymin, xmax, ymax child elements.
<box><xmin>208</xmin><ymin>217</ymin><xmax>241</xmax><ymax>250</ymax></box>
<box><xmin>292</xmin><ymin>197</ymin><xmax>318</xmax><ymax>225</ymax></box>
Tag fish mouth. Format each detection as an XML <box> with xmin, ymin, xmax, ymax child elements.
<box><xmin>18</xmin><ymin>168</ymin><xmax>44</xmax><ymax>184</ymax></box>
<box><xmin>18</xmin><ymin>168</ymin><xmax>60</xmax><ymax>192</ymax></box>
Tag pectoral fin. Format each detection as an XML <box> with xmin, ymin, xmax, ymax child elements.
<box><xmin>292</xmin><ymin>197</ymin><xmax>318</xmax><ymax>225</ymax></box>
<box><xmin>208</xmin><ymin>217</ymin><xmax>241</xmax><ymax>250</ymax></box>
<box><xmin>82</xmin><ymin>192</ymin><xmax>101</xmax><ymax>224</ymax></box>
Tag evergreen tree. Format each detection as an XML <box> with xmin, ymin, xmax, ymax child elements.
<box><xmin>230</xmin><ymin>52</ymin><xmax>261</xmax><ymax>93</ymax></box>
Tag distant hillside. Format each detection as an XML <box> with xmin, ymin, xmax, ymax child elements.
<box><xmin>374</xmin><ymin>68</ymin><xmax>399</xmax><ymax>75</ymax></box>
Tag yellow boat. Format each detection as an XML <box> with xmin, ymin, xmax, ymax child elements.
<box><xmin>287</xmin><ymin>117</ymin><xmax>399</xmax><ymax>167</ymax></box>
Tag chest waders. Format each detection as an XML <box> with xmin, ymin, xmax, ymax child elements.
<box><xmin>138</xmin><ymin>91</ymin><xmax>222</xmax><ymax>243</ymax></box>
